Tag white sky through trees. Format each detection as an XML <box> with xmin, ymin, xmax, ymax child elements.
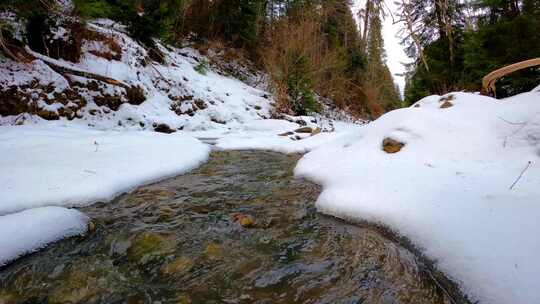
<box><xmin>352</xmin><ymin>0</ymin><xmax>411</xmax><ymax>96</ymax></box>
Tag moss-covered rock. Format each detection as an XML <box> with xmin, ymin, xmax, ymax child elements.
<box><xmin>161</xmin><ymin>256</ymin><xmax>194</xmax><ymax>276</ymax></box>
<box><xmin>204</xmin><ymin>243</ymin><xmax>223</xmax><ymax>260</ymax></box>
<box><xmin>127</xmin><ymin>232</ymin><xmax>177</xmax><ymax>265</ymax></box>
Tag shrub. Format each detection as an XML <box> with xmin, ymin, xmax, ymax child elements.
<box><xmin>286</xmin><ymin>51</ymin><xmax>318</xmax><ymax>115</ymax></box>
<box><xmin>126</xmin><ymin>85</ymin><xmax>146</xmax><ymax>105</ymax></box>
<box><xmin>73</xmin><ymin>0</ymin><xmax>114</xmax><ymax>19</ymax></box>
<box><xmin>194</xmin><ymin>60</ymin><xmax>209</xmax><ymax>75</ymax></box>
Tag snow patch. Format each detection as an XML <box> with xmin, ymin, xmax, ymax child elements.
<box><xmin>0</xmin><ymin>206</ymin><xmax>89</xmax><ymax>266</ymax></box>
<box><xmin>0</xmin><ymin>125</ymin><xmax>210</xmax><ymax>215</ymax></box>
<box><xmin>295</xmin><ymin>90</ymin><xmax>540</xmax><ymax>304</ymax></box>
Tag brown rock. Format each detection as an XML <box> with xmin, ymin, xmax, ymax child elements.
<box><xmin>439</xmin><ymin>94</ymin><xmax>455</xmax><ymax>102</ymax></box>
<box><xmin>440</xmin><ymin>101</ymin><xmax>453</xmax><ymax>108</ymax></box>
<box><xmin>382</xmin><ymin>138</ymin><xmax>405</xmax><ymax>154</ymax></box>
<box><xmin>311</xmin><ymin>127</ymin><xmax>322</xmax><ymax>136</ymax></box>
<box><xmin>204</xmin><ymin>243</ymin><xmax>223</xmax><ymax>260</ymax></box>
<box><xmin>154</xmin><ymin>123</ymin><xmax>176</xmax><ymax>134</ymax></box>
<box><xmin>233</xmin><ymin>214</ymin><xmax>255</xmax><ymax>228</ymax></box>
<box><xmin>194</xmin><ymin>99</ymin><xmax>207</xmax><ymax>110</ymax></box>
<box><xmin>87</xmin><ymin>221</ymin><xmax>96</xmax><ymax>232</ymax></box>
<box><xmin>94</xmin><ymin>95</ymin><xmax>123</xmax><ymax>111</ymax></box>
<box><xmin>161</xmin><ymin>257</ymin><xmax>193</xmax><ymax>275</ymax></box>
<box><xmin>37</xmin><ymin>110</ymin><xmax>60</xmax><ymax>120</ymax></box>
<box><xmin>127</xmin><ymin>232</ymin><xmax>176</xmax><ymax>264</ymax></box>
<box><xmin>176</xmin><ymin>294</ymin><xmax>192</xmax><ymax>304</ymax></box>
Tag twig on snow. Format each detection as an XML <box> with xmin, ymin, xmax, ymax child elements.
<box><xmin>498</xmin><ymin>116</ymin><xmax>527</xmax><ymax>126</ymax></box>
<box><xmin>509</xmin><ymin>161</ymin><xmax>532</xmax><ymax>190</ymax></box>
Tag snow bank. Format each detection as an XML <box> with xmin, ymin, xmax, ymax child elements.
<box><xmin>0</xmin><ymin>125</ymin><xmax>210</xmax><ymax>215</ymax></box>
<box><xmin>214</xmin><ymin>128</ymin><xmax>359</xmax><ymax>154</ymax></box>
<box><xmin>206</xmin><ymin>119</ymin><xmax>362</xmax><ymax>154</ymax></box>
<box><xmin>0</xmin><ymin>206</ymin><xmax>89</xmax><ymax>266</ymax></box>
<box><xmin>295</xmin><ymin>90</ymin><xmax>540</xmax><ymax>304</ymax></box>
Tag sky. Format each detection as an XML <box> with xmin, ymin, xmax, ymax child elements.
<box><xmin>352</xmin><ymin>0</ymin><xmax>412</xmax><ymax>95</ymax></box>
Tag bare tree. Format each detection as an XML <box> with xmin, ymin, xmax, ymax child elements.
<box><xmin>395</xmin><ymin>0</ymin><xmax>430</xmax><ymax>71</ymax></box>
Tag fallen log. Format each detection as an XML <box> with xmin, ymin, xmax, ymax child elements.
<box><xmin>482</xmin><ymin>58</ymin><xmax>540</xmax><ymax>97</ymax></box>
<box><xmin>25</xmin><ymin>46</ymin><xmax>130</xmax><ymax>89</ymax></box>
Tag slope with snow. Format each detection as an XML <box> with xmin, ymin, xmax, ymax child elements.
<box><xmin>295</xmin><ymin>90</ymin><xmax>540</xmax><ymax>304</ymax></box>
<box><xmin>0</xmin><ymin>19</ymin><xmax>276</xmax><ymax>133</ymax></box>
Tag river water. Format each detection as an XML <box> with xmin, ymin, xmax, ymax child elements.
<box><xmin>0</xmin><ymin>151</ymin><xmax>468</xmax><ymax>304</ymax></box>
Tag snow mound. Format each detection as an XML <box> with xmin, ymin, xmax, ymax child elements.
<box><xmin>0</xmin><ymin>206</ymin><xmax>89</xmax><ymax>266</ymax></box>
<box><xmin>215</xmin><ymin>122</ymin><xmax>362</xmax><ymax>154</ymax></box>
<box><xmin>0</xmin><ymin>125</ymin><xmax>210</xmax><ymax>215</ymax></box>
<box><xmin>295</xmin><ymin>90</ymin><xmax>540</xmax><ymax>304</ymax></box>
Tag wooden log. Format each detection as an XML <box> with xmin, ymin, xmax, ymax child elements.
<box><xmin>482</xmin><ymin>58</ymin><xmax>540</xmax><ymax>97</ymax></box>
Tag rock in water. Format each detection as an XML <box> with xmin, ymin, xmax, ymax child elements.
<box><xmin>127</xmin><ymin>232</ymin><xmax>176</xmax><ymax>264</ymax></box>
<box><xmin>204</xmin><ymin>243</ymin><xmax>223</xmax><ymax>260</ymax></box>
<box><xmin>233</xmin><ymin>214</ymin><xmax>255</xmax><ymax>228</ymax></box>
<box><xmin>161</xmin><ymin>256</ymin><xmax>193</xmax><ymax>275</ymax></box>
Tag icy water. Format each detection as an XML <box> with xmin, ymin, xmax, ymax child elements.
<box><xmin>0</xmin><ymin>151</ymin><xmax>468</xmax><ymax>304</ymax></box>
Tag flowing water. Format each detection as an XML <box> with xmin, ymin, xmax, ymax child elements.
<box><xmin>0</xmin><ymin>151</ymin><xmax>468</xmax><ymax>304</ymax></box>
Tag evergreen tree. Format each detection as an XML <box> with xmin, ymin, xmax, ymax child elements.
<box><xmin>401</xmin><ymin>0</ymin><xmax>539</xmax><ymax>102</ymax></box>
<box><xmin>462</xmin><ymin>0</ymin><xmax>540</xmax><ymax>97</ymax></box>
<box><xmin>362</xmin><ymin>0</ymin><xmax>401</xmax><ymax>115</ymax></box>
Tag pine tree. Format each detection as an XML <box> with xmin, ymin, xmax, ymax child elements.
<box><xmin>361</xmin><ymin>0</ymin><xmax>401</xmax><ymax>116</ymax></box>
<box><xmin>462</xmin><ymin>0</ymin><xmax>540</xmax><ymax>97</ymax></box>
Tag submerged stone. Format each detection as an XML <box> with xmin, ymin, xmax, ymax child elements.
<box><xmin>127</xmin><ymin>232</ymin><xmax>176</xmax><ymax>264</ymax></box>
<box><xmin>161</xmin><ymin>257</ymin><xmax>193</xmax><ymax>276</ymax></box>
<box><xmin>233</xmin><ymin>214</ymin><xmax>255</xmax><ymax>228</ymax></box>
<box><xmin>204</xmin><ymin>243</ymin><xmax>223</xmax><ymax>260</ymax></box>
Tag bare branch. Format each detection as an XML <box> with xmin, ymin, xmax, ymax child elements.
<box><xmin>509</xmin><ymin>161</ymin><xmax>532</xmax><ymax>190</ymax></box>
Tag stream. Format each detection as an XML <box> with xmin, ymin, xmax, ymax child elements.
<box><xmin>0</xmin><ymin>151</ymin><xmax>468</xmax><ymax>303</ymax></box>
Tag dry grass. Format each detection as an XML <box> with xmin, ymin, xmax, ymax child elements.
<box><xmin>82</xmin><ymin>29</ymin><xmax>122</xmax><ymax>61</ymax></box>
<box><xmin>260</xmin><ymin>10</ymin><xmax>358</xmax><ymax>114</ymax></box>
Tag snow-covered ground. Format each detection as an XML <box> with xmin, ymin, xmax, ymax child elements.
<box><xmin>295</xmin><ymin>89</ymin><xmax>540</xmax><ymax>304</ymax></box>
<box><xmin>0</xmin><ymin>207</ymin><xmax>89</xmax><ymax>266</ymax></box>
<box><xmin>0</xmin><ymin>125</ymin><xmax>210</xmax><ymax>215</ymax></box>
<box><xmin>213</xmin><ymin>121</ymin><xmax>362</xmax><ymax>154</ymax></box>
<box><xmin>0</xmin><ymin>124</ymin><xmax>211</xmax><ymax>265</ymax></box>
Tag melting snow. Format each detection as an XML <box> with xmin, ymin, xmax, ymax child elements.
<box><xmin>0</xmin><ymin>206</ymin><xmax>89</xmax><ymax>266</ymax></box>
<box><xmin>0</xmin><ymin>125</ymin><xmax>210</xmax><ymax>215</ymax></box>
<box><xmin>295</xmin><ymin>90</ymin><xmax>540</xmax><ymax>304</ymax></box>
